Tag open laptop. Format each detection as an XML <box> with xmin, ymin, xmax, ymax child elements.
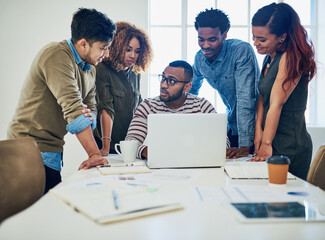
<box><xmin>147</xmin><ymin>113</ymin><xmax>227</xmax><ymax>168</ymax></box>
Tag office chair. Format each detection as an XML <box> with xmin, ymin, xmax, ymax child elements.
<box><xmin>307</xmin><ymin>145</ymin><xmax>325</xmax><ymax>191</ymax></box>
<box><xmin>0</xmin><ymin>137</ymin><xmax>45</xmax><ymax>222</ymax></box>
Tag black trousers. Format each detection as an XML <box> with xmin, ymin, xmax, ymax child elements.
<box><xmin>44</xmin><ymin>165</ymin><xmax>61</xmax><ymax>194</ymax></box>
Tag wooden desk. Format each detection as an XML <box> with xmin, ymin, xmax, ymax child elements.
<box><xmin>0</xmin><ymin>166</ymin><xmax>325</xmax><ymax>240</ymax></box>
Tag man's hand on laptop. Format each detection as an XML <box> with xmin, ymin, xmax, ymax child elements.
<box><xmin>226</xmin><ymin>147</ymin><xmax>250</xmax><ymax>159</ymax></box>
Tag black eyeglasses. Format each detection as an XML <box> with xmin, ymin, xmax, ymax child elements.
<box><xmin>158</xmin><ymin>74</ymin><xmax>189</xmax><ymax>87</ymax></box>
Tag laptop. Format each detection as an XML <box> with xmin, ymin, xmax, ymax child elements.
<box><xmin>147</xmin><ymin>113</ymin><xmax>227</xmax><ymax>168</ymax></box>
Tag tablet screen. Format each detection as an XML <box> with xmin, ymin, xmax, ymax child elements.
<box><xmin>231</xmin><ymin>202</ymin><xmax>306</xmax><ymax>219</ymax></box>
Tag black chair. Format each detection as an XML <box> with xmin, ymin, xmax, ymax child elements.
<box><xmin>0</xmin><ymin>137</ymin><xmax>45</xmax><ymax>222</ymax></box>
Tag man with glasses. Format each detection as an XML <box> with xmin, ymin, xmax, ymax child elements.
<box><xmin>125</xmin><ymin>60</ymin><xmax>230</xmax><ymax>159</ymax></box>
<box><xmin>189</xmin><ymin>8</ymin><xmax>260</xmax><ymax>159</ymax></box>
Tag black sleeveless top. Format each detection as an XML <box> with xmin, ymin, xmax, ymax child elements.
<box><xmin>258</xmin><ymin>52</ymin><xmax>312</xmax><ymax>180</ymax></box>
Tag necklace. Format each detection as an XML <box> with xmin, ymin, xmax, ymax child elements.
<box><xmin>266</xmin><ymin>57</ymin><xmax>274</xmax><ymax>69</ymax></box>
<box><xmin>264</xmin><ymin>56</ymin><xmax>274</xmax><ymax>77</ymax></box>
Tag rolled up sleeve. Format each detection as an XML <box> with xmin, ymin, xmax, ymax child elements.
<box><xmin>66</xmin><ymin>113</ymin><xmax>97</xmax><ymax>134</ymax></box>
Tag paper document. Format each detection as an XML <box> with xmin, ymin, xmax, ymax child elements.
<box><xmin>195</xmin><ymin>185</ymin><xmax>325</xmax><ymax>203</ymax></box>
<box><xmin>104</xmin><ymin>154</ymin><xmax>145</xmax><ymax>165</ymax></box>
<box><xmin>97</xmin><ymin>165</ymin><xmax>151</xmax><ymax>175</ymax></box>
<box><xmin>50</xmin><ymin>182</ymin><xmax>183</xmax><ymax>224</ymax></box>
<box><xmin>224</xmin><ymin>164</ymin><xmax>296</xmax><ymax>179</ymax></box>
<box><xmin>226</xmin><ymin>156</ymin><xmax>252</xmax><ymax>163</ymax></box>
<box><xmin>106</xmin><ymin>161</ymin><xmax>145</xmax><ymax>167</ymax></box>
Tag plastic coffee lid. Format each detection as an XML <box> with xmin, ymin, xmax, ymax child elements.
<box><xmin>266</xmin><ymin>155</ymin><xmax>290</xmax><ymax>164</ymax></box>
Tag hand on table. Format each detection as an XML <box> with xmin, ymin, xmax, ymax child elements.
<box><xmin>78</xmin><ymin>154</ymin><xmax>108</xmax><ymax>170</ymax></box>
<box><xmin>250</xmin><ymin>143</ymin><xmax>272</xmax><ymax>162</ymax></box>
<box><xmin>226</xmin><ymin>146</ymin><xmax>250</xmax><ymax>159</ymax></box>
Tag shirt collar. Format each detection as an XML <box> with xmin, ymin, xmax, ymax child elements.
<box><xmin>66</xmin><ymin>38</ymin><xmax>92</xmax><ymax>72</ymax></box>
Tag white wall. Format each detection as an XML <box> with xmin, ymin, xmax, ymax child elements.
<box><xmin>308</xmin><ymin>126</ymin><xmax>325</xmax><ymax>160</ymax></box>
<box><xmin>0</xmin><ymin>0</ymin><xmax>148</xmax><ymax>178</ymax></box>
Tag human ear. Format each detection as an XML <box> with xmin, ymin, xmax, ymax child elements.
<box><xmin>78</xmin><ymin>39</ymin><xmax>89</xmax><ymax>50</ymax></box>
<box><xmin>280</xmin><ymin>33</ymin><xmax>287</xmax><ymax>42</ymax></box>
<box><xmin>222</xmin><ymin>32</ymin><xmax>227</xmax><ymax>41</ymax></box>
<box><xmin>183</xmin><ymin>82</ymin><xmax>192</xmax><ymax>93</ymax></box>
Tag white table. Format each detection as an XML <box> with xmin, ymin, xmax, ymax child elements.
<box><xmin>1</xmin><ymin>164</ymin><xmax>325</xmax><ymax>240</ymax></box>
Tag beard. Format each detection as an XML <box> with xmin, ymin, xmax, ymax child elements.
<box><xmin>84</xmin><ymin>53</ymin><xmax>102</xmax><ymax>66</ymax></box>
<box><xmin>159</xmin><ymin>86</ymin><xmax>184</xmax><ymax>103</ymax></box>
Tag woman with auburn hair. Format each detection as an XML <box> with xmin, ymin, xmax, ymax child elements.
<box><xmin>94</xmin><ymin>21</ymin><xmax>153</xmax><ymax>156</ymax></box>
<box><xmin>251</xmin><ymin>3</ymin><xmax>316</xmax><ymax>180</ymax></box>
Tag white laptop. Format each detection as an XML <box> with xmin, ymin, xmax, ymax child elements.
<box><xmin>147</xmin><ymin>113</ymin><xmax>227</xmax><ymax>168</ymax></box>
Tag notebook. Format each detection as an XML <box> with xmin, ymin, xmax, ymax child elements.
<box><xmin>224</xmin><ymin>162</ymin><xmax>297</xmax><ymax>179</ymax></box>
<box><xmin>97</xmin><ymin>155</ymin><xmax>151</xmax><ymax>175</ymax></box>
<box><xmin>97</xmin><ymin>165</ymin><xmax>151</xmax><ymax>175</ymax></box>
<box><xmin>50</xmin><ymin>183</ymin><xmax>183</xmax><ymax>224</ymax></box>
<box><xmin>147</xmin><ymin>113</ymin><xmax>227</xmax><ymax>168</ymax></box>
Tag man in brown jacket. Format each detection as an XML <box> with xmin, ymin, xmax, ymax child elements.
<box><xmin>7</xmin><ymin>8</ymin><xmax>116</xmax><ymax>193</ymax></box>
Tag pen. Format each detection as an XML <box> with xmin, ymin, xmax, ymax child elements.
<box><xmin>99</xmin><ymin>162</ymin><xmax>144</xmax><ymax>168</ymax></box>
<box><xmin>112</xmin><ymin>190</ymin><xmax>119</xmax><ymax>210</ymax></box>
<box><xmin>127</xmin><ymin>183</ymin><xmax>148</xmax><ymax>187</ymax></box>
<box><xmin>287</xmin><ymin>191</ymin><xmax>309</xmax><ymax>196</ymax></box>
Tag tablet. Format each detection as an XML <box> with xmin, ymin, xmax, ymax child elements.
<box><xmin>226</xmin><ymin>201</ymin><xmax>325</xmax><ymax>223</ymax></box>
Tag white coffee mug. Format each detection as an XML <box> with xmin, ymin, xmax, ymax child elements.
<box><xmin>114</xmin><ymin>140</ymin><xmax>138</xmax><ymax>163</ymax></box>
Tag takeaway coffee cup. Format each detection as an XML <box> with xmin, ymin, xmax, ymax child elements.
<box><xmin>114</xmin><ymin>140</ymin><xmax>138</xmax><ymax>163</ymax></box>
<box><xmin>266</xmin><ymin>155</ymin><xmax>291</xmax><ymax>185</ymax></box>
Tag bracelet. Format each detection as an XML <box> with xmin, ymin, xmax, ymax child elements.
<box><xmin>88</xmin><ymin>153</ymin><xmax>101</xmax><ymax>158</ymax></box>
<box><xmin>101</xmin><ymin>136</ymin><xmax>111</xmax><ymax>141</ymax></box>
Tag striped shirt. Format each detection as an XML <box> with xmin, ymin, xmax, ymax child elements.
<box><xmin>125</xmin><ymin>93</ymin><xmax>230</xmax><ymax>158</ymax></box>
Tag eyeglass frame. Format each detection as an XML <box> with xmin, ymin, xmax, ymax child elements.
<box><xmin>158</xmin><ymin>74</ymin><xmax>190</xmax><ymax>87</ymax></box>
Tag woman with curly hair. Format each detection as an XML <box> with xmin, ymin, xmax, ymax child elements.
<box><xmin>94</xmin><ymin>21</ymin><xmax>153</xmax><ymax>156</ymax></box>
<box><xmin>251</xmin><ymin>3</ymin><xmax>316</xmax><ymax>180</ymax></box>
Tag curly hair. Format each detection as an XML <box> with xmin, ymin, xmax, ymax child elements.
<box><xmin>105</xmin><ymin>21</ymin><xmax>153</xmax><ymax>74</ymax></box>
<box><xmin>194</xmin><ymin>8</ymin><xmax>230</xmax><ymax>33</ymax></box>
